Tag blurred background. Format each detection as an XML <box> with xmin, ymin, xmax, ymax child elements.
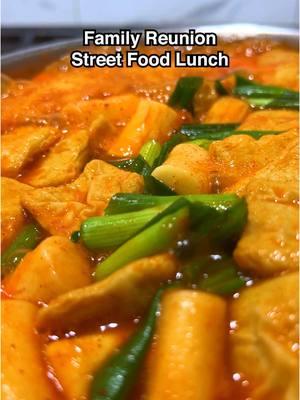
<box><xmin>2</xmin><ymin>0</ymin><xmax>299</xmax><ymax>53</ymax></box>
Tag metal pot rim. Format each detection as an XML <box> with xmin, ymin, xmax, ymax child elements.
<box><xmin>2</xmin><ymin>23</ymin><xmax>298</xmax><ymax>77</ymax></box>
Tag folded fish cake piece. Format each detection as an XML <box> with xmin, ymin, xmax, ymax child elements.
<box><xmin>5</xmin><ymin>236</ymin><xmax>92</xmax><ymax>303</ymax></box>
<box><xmin>238</xmin><ymin>109</ymin><xmax>298</xmax><ymax>131</ymax></box>
<box><xmin>61</xmin><ymin>95</ymin><xmax>140</xmax><ymax>129</ymax></box>
<box><xmin>230</xmin><ymin>273</ymin><xmax>299</xmax><ymax>400</ymax></box>
<box><xmin>37</xmin><ymin>253</ymin><xmax>177</xmax><ymax>331</ymax></box>
<box><xmin>22</xmin><ymin>129</ymin><xmax>90</xmax><ymax>187</ymax></box>
<box><xmin>46</xmin><ymin>331</ymin><xmax>128</xmax><ymax>400</ymax></box>
<box><xmin>204</xmin><ymin>96</ymin><xmax>250</xmax><ymax>124</ymax></box>
<box><xmin>83</xmin><ymin>159</ymin><xmax>144</xmax><ymax>206</ymax></box>
<box><xmin>209</xmin><ymin>134</ymin><xmax>264</xmax><ymax>190</ymax></box>
<box><xmin>209</xmin><ymin>129</ymin><xmax>298</xmax><ymax>191</ymax></box>
<box><xmin>2</xmin><ymin>70</ymin><xmax>116</xmax><ymax>131</ymax></box>
<box><xmin>234</xmin><ymin>200</ymin><xmax>298</xmax><ymax>276</ymax></box>
<box><xmin>88</xmin><ymin>115</ymin><xmax>118</xmax><ymax>158</ymax></box>
<box><xmin>234</xmin><ymin>138</ymin><xmax>299</xmax><ymax>276</ymax></box>
<box><xmin>108</xmin><ymin>98</ymin><xmax>178</xmax><ymax>157</ymax></box>
<box><xmin>237</xmin><ymin>131</ymin><xmax>299</xmax><ymax>203</ymax></box>
<box><xmin>21</xmin><ymin>186</ymin><xmax>95</xmax><ymax>238</ymax></box>
<box><xmin>21</xmin><ymin>159</ymin><xmax>144</xmax><ymax>236</ymax></box>
<box><xmin>255</xmin><ymin>49</ymin><xmax>299</xmax><ymax>90</ymax></box>
<box><xmin>1</xmin><ymin>177</ymin><xmax>31</xmax><ymax>251</ymax></box>
<box><xmin>61</xmin><ymin>95</ymin><xmax>158</xmax><ymax>157</ymax></box>
<box><xmin>1</xmin><ymin>125</ymin><xmax>61</xmax><ymax>177</ymax></box>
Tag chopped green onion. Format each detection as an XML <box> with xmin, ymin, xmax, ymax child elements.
<box><xmin>95</xmin><ymin>200</ymin><xmax>189</xmax><ymax>280</ymax></box>
<box><xmin>235</xmin><ymin>74</ymin><xmax>255</xmax><ymax>86</ymax></box>
<box><xmin>182</xmin><ymin>254</ymin><xmax>247</xmax><ymax>295</ymax></box>
<box><xmin>105</xmin><ymin>193</ymin><xmax>240</xmax><ymax>215</ymax></box>
<box><xmin>215</xmin><ymin>73</ymin><xmax>253</xmax><ymax>95</ymax></box>
<box><xmin>90</xmin><ymin>288</ymin><xmax>163</xmax><ymax>400</ymax></box>
<box><xmin>190</xmin><ymin>196</ymin><xmax>247</xmax><ymax>244</ymax></box>
<box><xmin>233</xmin><ymin>84</ymin><xmax>299</xmax><ymax>99</ymax></box>
<box><xmin>70</xmin><ymin>230</ymin><xmax>81</xmax><ymax>243</ymax></box>
<box><xmin>93</xmin><ymin>195</ymin><xmax>247</xmax><ymax>282</ymax></box>
<box><xmin>189</xmin><ymin>138</ymin><xmax>212</xmax><ymax>149</ymax></box>
<box><xmin>136</xmin><ymin>141</ymin><xmax>176</xmax><ymax>194</ymax></box>
<box><xmin>233</xmin><ymin>79</ymin><xmax>299</xmax><ymax>110</ymax></box>
<box><xmin>109</xmin><ymin>158</ymin><xmax>135</xmax><ymax>170</ymax></box>
<box><xmin>214</xmin><ymin>197</ymin><xmax>247</xmax><ymax>243</ymax></box>
<box><xmin>248</xmin><ymin>97</ymin><xmax>299</xmax><ymax>110</ymax></box>
<box><xmin>199</xmin><ymin>268</ymin><xmax>246</xmax><ymax>295</ymax></box>
<box><xmin>104</xmin><ymin>194</ymin><xmax>246</xmax><ymax>244</ymax></box>
<box><xmin>80</xmin><ymin>207</ymin><xmax>165</xmax><ymax>250</ymax></box>
<box><xmin>104</xmin><ymin>194</ymin><xmax>247</xmax><ymax>246</ymax></box>
<box><xmin>179</xmin><ymin>123</ymin><xmax>239</xmax><ymax>140</ymax></box>
<box><xmin>130</xmin><ymin>140</ymin><xmax>161</xmax><ymax>176</ymax></box>
<box><xmin>246</xmin><ymin>97</ymin><xmax>276</xmax><ymax>107</ymax></box>
<box><xmin>143</xmin><ymin>175</ymin><xmax>176</xmax><ymax>195</ymax></box>
<box><xmin>179</xmin><ymin>124</ymin><xmax>282</xmax><ymax>141</ymax></box>
<box><xmin>233</xmin><ymin>130</ymin><xmax>283</xmax><ymax>139</ymax></box>
<box><xmin>129</xmin><ymin>155</ymin><xmax>151</xmax><ymax>176</ymax></box>
<box><xmin>1</xmin><ymin>223</ymin><xmax>43</xmax><ymax>276</ymax></box>
<box><xmin>168</xmin><ymin>77</ymin><xmax>203</xmax><ymax>113</ymax></box>
<box><xmin>139</xmin><ymin>140</ymin><xmax>161</xmax><ymax>168</ymax></box>
<box><xmin>152</xmin><ymin>134</ymin><xmax>184</xmax><ymax>169</ymax></box>
<box><xmin>215</xmin><ymin>79</ymin><xmax>228</xmax><ymax>95</ymax></box>
<box><xmin>111</xmin><ymin>141</ymin><xmax>160</xmax><ymax>175</ymax></box>
<box><xmin>267</xmin><ymin>97</ymin><xmax>299</xmax><ymax>109</ymax></box>
<box><xmin>114</xmin><ymin>140</ymin><xmax>174</xmax><ymax>195</ymax></box>
<box><xmin>133</xmin><ymin>197</ymin><xmax>189</xmax><ymax>235</ymax></box>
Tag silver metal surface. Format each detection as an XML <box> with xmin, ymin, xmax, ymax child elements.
<box><xmin>2</xmin><ymin>24</ymin><xmax>298</xmax><ymax>78</ymax></box>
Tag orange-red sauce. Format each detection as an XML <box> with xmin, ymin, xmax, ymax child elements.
<box><xmin>2</xmin><ymin>38</ymin><xmax>298</xmax><ymax>400</ymax></box>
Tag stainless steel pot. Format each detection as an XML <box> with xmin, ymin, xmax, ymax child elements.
<box><xmin>2</xmin><ymin>24</ymin><xmax>298</xmax><ymax>79</ymax></box>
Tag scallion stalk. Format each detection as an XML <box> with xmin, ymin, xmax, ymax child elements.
<box><xmin>90</xmin><ymin>288</ymin><xmax>163</xmax><ymax>400</ymax></box>
<box><xmin>105</xmin><ymin>193</ymin><xmax>239</xmax><ymax>215</ymax></box>
<box><xmin>179</xmin><ymin>123</ymin><xmax>239</xmax><ymax>140</ymax></box>
<box><xmin>179</xmin><ymin>124</ymin><xmax>282</xmax><ymax>141</ymax></box>
<box><xmin>1</xmin><ymin>223</ymin><xmax>43</xmax><ymax>276</ymax></box>
<box><xmin>168</xmin><ymin>76</ymin><xmax>203</xmax><ymax>113</ymax></box>
<box><xmin>189</xmin><ymin>138</ymin><xmax>212</xmax><ymax>149</ymax></box>
<box><xmin>95</xmin><ymin>200</ymin><xmax>190</xmax><ymax>280</ymax></box>
<box><xmin>182</xmin><ymin>254</ymin><xmax>246</xmax><ymax>295</ymax></box>
<box><xmin>232</xmin><ymin>78</ymin><xmax>299</xmax><ymax>110</ymax></box>
<box><xmin>109</xmin><ymin>158</ymin><xmax>135</xmax><ymax>170</ymax></box>
<box><xmin>152</xmin><ymin>134</ymin><xmax>184</xmax><ymax>169</ymax></box>
<box><xmin>215</xmin><ymin>79</ymin><xmax>228</xmax><ymax>95</ymax></box>
<box><xmin>199</xmin><ymin>267</ymin><xmax>246</xmax><ymax>295</ymax></box>
<box><xmin>80</xmin><ymin>206</ymin><xmax>165</xmax><ymax>250</ymax></box>
<box><xmin>139</xmin><ymin>140</ymin><xmax>161</xmax><ymax>168</ymax></box>
<box><xmin>233</xmin><ymin>84</ymin><xmax>299</xmax><ymax>99</ymax></box>
<box><xmin>248</xmin><ymin>97</ymin><xmax>299</xmax><ymax>110</ymax></box>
